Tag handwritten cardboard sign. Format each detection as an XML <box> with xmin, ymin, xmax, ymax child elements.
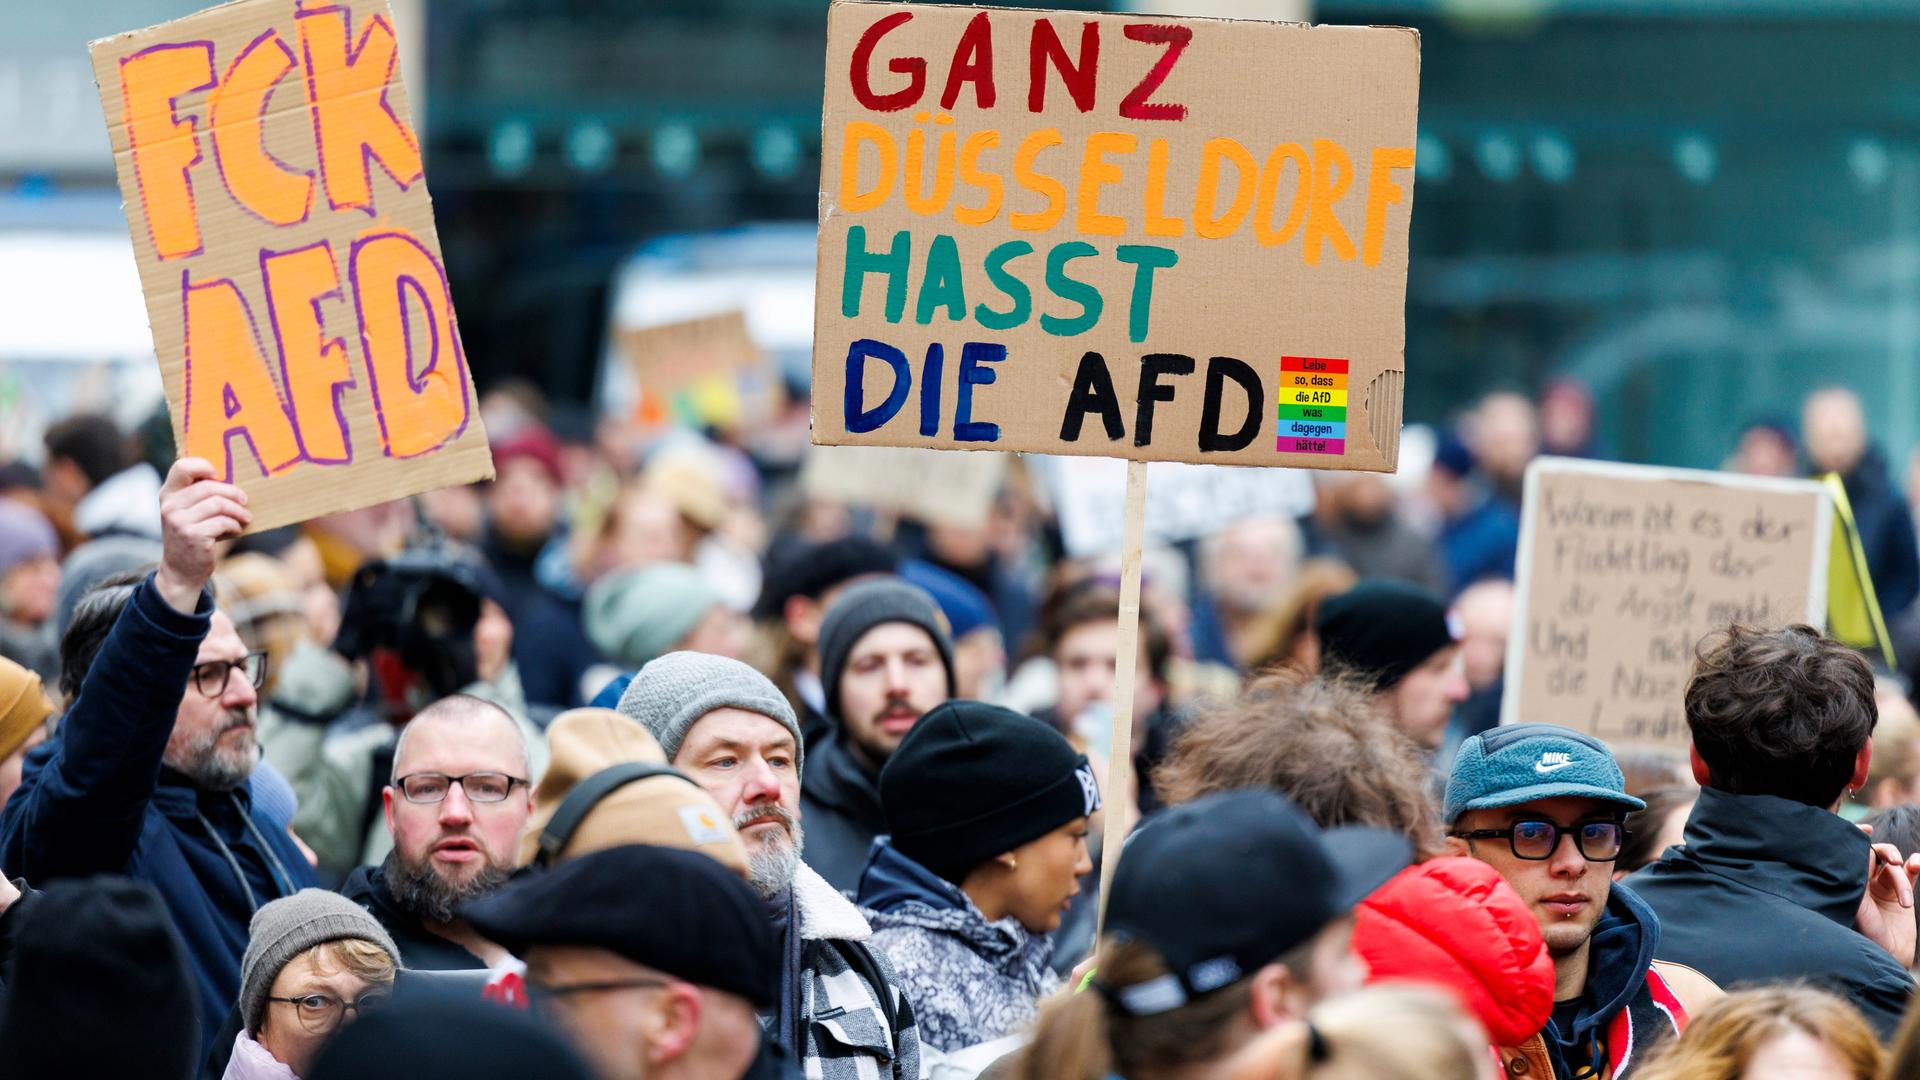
<box><xmin>1047</xmin><ymin>456</ymin><xmax>1313</xmax><ymax>557</ymax></box>
<box><xmin>619</xmin><ymin>311</ymin><xmax>780</xmax><ymax>433</ymax></box>
<box><xmin>811</xmin><ymin>2</ymin><xmax>1419</xmax><ymax>470</ymax></box>
<box><xmin>90</xmin><ymin>0</ymin><xmax>492</xmax><ymax>533</ymax></box>
<box><xmin>1503</xmin><ymin>458</ymin><xmax>1833</xmax><ymax>751</ymax></box>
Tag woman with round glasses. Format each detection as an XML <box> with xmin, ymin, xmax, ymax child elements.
<box><xmin>226</xmin><ymin>889</ymin><xmax>402</xmax><ymax>1079</ymax></box>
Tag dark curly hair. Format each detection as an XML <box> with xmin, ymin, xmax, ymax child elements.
<box><xmin>1684</xmin><ymin>624</ymin><xmax>1875</xmax><ymax>808</ymax></box>
<box><xmin>1153</xmin><ymin>670</ymin><xmax>1443</xmax><ymax>858</ymax></box>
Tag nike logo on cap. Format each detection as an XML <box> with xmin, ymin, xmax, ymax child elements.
<box><xmin>1535</xmin><ymin>752</ymin><xmax>1574</xmax><ymax>774</ymax></box>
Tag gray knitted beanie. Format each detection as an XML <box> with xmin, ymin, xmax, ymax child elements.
<box><xmin>240</xmin><ymin>889</ymin><xmax>402</xmax><ymax>1035</ymax></box>
<box><xmin>817</xmin><ymin>578</ymin><xmax>956</xmax><ymax>722</ymax></box>
<box><xmin>615</xmin><ymin>652</ymin><xmax>804</xmax><ymax>771</ymax></box>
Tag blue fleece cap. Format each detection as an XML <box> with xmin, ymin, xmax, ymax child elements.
<box><xmin>1443</xmin><ymin>723</ymin><xmax>1645</xmax><ymax>824</ymax></box>
<box><xmin>900</xmin><ymin>559</ymin><xmax>997</xmax><ymax>640</ymax></box>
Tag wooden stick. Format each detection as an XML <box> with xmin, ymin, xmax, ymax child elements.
<box><xmin>1097</xmin><ymin>459</ymin><xmax>1149</xmax><ymax>933</ymax></box>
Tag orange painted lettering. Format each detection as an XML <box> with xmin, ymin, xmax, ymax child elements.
<box><xmin>298</xmin><ymin>9</ymin><xmax>423</xmax><ymax>214</ymax></box>
<box><xmin>210</xmin><ymin>30</ymin><xmax>315</xmax><ymax>228</ymax></box>
<box><xmin>349</xmin><ymin>229</ymin><xmax>470</xmax><ymax>458</ymax></box>
<box><xmin>1303</xmin><ymin>139</ymin><xmax>1356</xmax><ymax>265</ymax></box>
<box><xmin>1075</xmin><ymin>131</ymin><xmax>1134</xmax><ymax>237</ymax></box>
<box><xmin>1363</xmin><ymin>146</ymin><xmax>1415</xmax><ymax>267</ymax></box>
<box><xmin>120</xmin><ymin>43</ymin><xmax>216</xmax><ymax>260</ymax></box>
<box><xmin>262</xmin><ymin>242</ymin><xmax>354</xmax><ymax>462</ymax></box>
<box><xmin>182</xmin><ymin>274</ymin><xmax>305</xmax><ymax>481</ymax></box>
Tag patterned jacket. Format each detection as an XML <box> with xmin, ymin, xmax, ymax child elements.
<box><xmin>794</xmin><ymin>861</ymin><xmax>921</xmax><ymax>1080</ymax></box>
<box><xmin>857</xmin><ymin>840</ymin><xmax>1059</xmax><ymax>1055</ymax></box>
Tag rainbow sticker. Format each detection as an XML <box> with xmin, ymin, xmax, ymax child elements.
<box><xmin>1277</xmin><ymin>357</ymin><xmax>1348</xmax><ymax>455</ymax></box>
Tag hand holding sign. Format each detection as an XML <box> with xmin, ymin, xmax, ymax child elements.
<box><xmin>91</xmin><ymin>0</ymin><xmax>493</xmax><ymax>534</ymax></box>
<box><xmin>155</xmin><ymin>457</ymin><xmax>252</xmax><ymax>615</ymax></box>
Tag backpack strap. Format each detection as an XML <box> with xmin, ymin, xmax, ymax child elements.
<box><xmin>832</xmin><ymin>936</ymin><xmax>903</xmax><ymax>1046</ymax></box>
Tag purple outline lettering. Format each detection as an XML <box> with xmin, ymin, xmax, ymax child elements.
<box><xmin>210</xmin><ymin>29</ymin><xmax>317</xmax><ymax>229</ymax></box>
<box><xmin>181</xmin><ymin>269</ymin><xmax>309</xmax><ymax>483</ymax></box>
<box><xmin>347</xmin><ymin>228</ymin><xmax>471</xmax><ymax>459</ymax></box>
<box><xmin>261</xmin><ymin>240</ymin><xmax>356</xmax><ymax>464</ymax></box>
<box><xmin>120</xmin><ymin>42</ymin><xmax>217</xmax><ymax>262</ymax></box>
<box><xmin>298</xmin><ymin>6</ymin><xmax>424</xmax><ymax>218</ymax></box>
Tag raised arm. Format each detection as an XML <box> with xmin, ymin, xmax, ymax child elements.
<box><xmin>0</xmin><ymin>460</ymin><xmax>248</xmax><ymax>879</ymax></box>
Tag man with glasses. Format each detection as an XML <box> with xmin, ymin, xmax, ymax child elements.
<box><xmin>465</xmin><ymin>843</ymin><xmax>804</xmax><ymax>1079</ymax></box>
<box><xmin>0</xmin><ymin>457</ymin><xmax>317</xmax><ymax>1055</ymax></box>
<box><xmin>342</xmin><ymin>694</ymin><xmax>534</xmax><ymax>970</ymax></box>
<box><xmin>1444</xmin><ymin>724</ymin><xmax>1719</xmax><ymax>1079</ymax></box>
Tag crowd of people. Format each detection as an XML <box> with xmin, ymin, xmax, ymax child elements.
<box><xmin>3</xmin><ymin>379</ymin><xmax>1920</xmax><ymax>1080</ymax></box>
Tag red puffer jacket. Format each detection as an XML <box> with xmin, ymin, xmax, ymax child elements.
<box><xmin>1351</xmin><ymin>856</ymin><xmax>1555</xmax><ymax>1047</ymax></box>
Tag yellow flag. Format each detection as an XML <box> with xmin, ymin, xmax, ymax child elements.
<box><xmin>1824</xmin><ymin>473</ymin><xmax>1897</xmax><ymax>668</ymax></box>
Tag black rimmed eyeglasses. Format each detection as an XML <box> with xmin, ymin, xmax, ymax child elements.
<box><xmin>267</xmin><ymin>989</ymin><xmax>391</xmax><ymax>1033</ymax></box>
<box><xmin>1448</xmin><ymin>819</ymin><xmax>1629</xmax><ymax>862</ymax></box>
<box><xmin>191</xmin><ymin>651</ymin><xmax>267</xmax><ymax>698</ymax></box>
<box><xmin>393</xmin><ymin>772</ymin><xmax>530</xmax><ymax>804</ymax></box>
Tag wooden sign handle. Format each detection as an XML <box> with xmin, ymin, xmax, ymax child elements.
<box><xmin>1097</xmin><ymin>459</ymin><xmax>1148</xmax><ymax>933</ymax></box>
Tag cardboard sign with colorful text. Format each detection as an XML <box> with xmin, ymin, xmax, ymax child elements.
<box><xmin>1503</xmin><ymin>458</ymin><xmax>1833</xmax><ymax>751</ymax></box>
<box><xmin>90</xmin><ymin>0</ymin><xmax>491</xmax><ymax>533</ymax></box>
<box><xmin>812</xmin><ymin>2</ymin><xmax>1419</xmax><ymax>470</ymax></box>
<box><xmin>620</xmin><ymin>311</ymin><xmax>782</xmax><ymax>433</ymax></box>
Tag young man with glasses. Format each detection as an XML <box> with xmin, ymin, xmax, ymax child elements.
<box><xmin>341</xmin><ymin>694</ymin><xmax>534</xmax><ymax>970</ymax></box>
<box><xmin>0</xmin><ymin>457</ymin><xmax>317</xmax><ymax>1056</ymax></box>
<box><xmin>1444</xmin><ymin>724</ymin><xmax>1720</xmax><ymax>1079</ymax></box>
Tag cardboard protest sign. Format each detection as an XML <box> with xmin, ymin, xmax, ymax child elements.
<box><xmin>1503</xmin><ymin>458</ymin><xmax>1833</xmax><ymax>751</ymax></box>
<box><xmin>812</xmin><ymin>2</ymin><xmax>1419</xmax><ymax>470</ymax></box>
<box><xmin>800</xmin><ymin>443</ymin><xmax>1008</xmax><ymax>527</ymax></box>
<box><xmin>619</xmin><ymin>311</ymin><xmax>782</xmax><ymax>433</ymax></box>
<box><xmin>1047</xmin><ymin>456</ymin><xmax>1312</xmax><ymax>557</ymax></box>
<box><xmin>90</xmin><ymin>0</ymin><xmax>491</xmax><ymax>533</ymax></box>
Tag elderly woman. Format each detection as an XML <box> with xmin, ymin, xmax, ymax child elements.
<box><xmin>856</xmin><ymin>700</ymin><xmax>1097</xmax><ymax>1056</ymax></box>
<box><xmin>225</xmin><ymin>890</ymin><xmax>402</xmax><ymax>1079</ymax></box>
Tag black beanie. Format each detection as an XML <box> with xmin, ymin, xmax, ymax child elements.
<box><xmin>0</xmin><ymin>876</ymin><xmax>200</xmax><ymax>1077</ymax></box>
<box><xmin>880</xmin><ymin>700</ymin><xmax>1101</xmax><ymax>881</ymax></box>
<box><xmin>1314</xmin><ymin>579</ymin><xmax>1458</xmax><ymax>690</ymax></box>
<box><xmin>819</xmin><ymin>578</ymin><xmax>956</xmax><ymax>722</ymax></box>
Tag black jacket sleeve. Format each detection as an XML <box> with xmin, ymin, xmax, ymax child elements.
<box><xmin>0</xmin><ymin>575</ymin><xmax>211</xmax><ymax>880</ymax></box>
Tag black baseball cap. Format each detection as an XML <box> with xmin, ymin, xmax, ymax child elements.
<box><xmin>1101</xmin><ymin>789</ymin><xmax>1411</xmax><ymax>1015</ymax></box>
<box><xmin>461</xmin><ymin>845</ymin><xmax>777</xmax><ymax>1008</ymax></box>
<box><xmin>1315</xmin><ymin>579</ymin><xmax>1459</xmax><ymax>690</ymax></box>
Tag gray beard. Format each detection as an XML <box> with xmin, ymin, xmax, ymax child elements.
<box><xmin>736</xmin><ymin>809</ymin><xmax>805</xmax><ymax>901</ymax></box>
<box><xmin>382</xmin><ymin>846</ymin><xmax>512</xmax><ymax>924</ymax></box>
<box><xmin>166</xmin><ymin>719</ymin><xmax>256</xmax><ymax>792</ymax></box>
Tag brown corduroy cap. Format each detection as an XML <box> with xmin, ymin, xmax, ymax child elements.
<box><xmin>516</xmin><ymin>708</ymin><xmax>749</xmax><ymax>876</ymax></box>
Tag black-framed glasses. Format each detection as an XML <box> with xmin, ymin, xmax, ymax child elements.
<box><xmin>1449</xmin><ymin>819</ymin><xmax>1629</xmax><ymax>862</ymax></box>
<box><xmin>394</xmin><ymin>772</ymin><xmax>529</xmax><ymax>804</ymax></box>
<box><xmin>191</xmin><ymin>651</ymin><xmax>267</xmax><ymax>697</ymax></box>
<box><xmin>267</xmin><ymin>989</ymin><xmax>392</xmax><ymax>1033</ymax></box>
<box><xmin>527</xmin><ymin>977</ymin><xmax>670</xmax><ymax>1014</ymax></box>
